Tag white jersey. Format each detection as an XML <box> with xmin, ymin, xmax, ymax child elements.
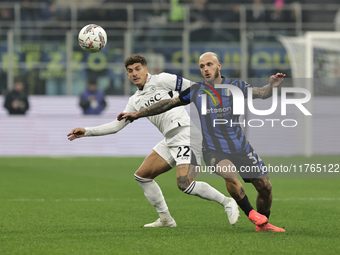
<box><xmin>123</xmin><ymin>73</ymin><xmax>193</xmax><ymax>137</ymax></box>
<box><xmin>84</xmin><ymin>72</ymin><xmax>202</xmax><ymax>166</ymax></box>
<box><xmin>84</xmin><ymin>72</ymin><xmax>198</xmax><ymax>142</ymax></box>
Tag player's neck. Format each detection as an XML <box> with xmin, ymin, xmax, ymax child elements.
<box><xmin>206</xmin><ymin>77</ymin><xmax>222</xmax><ymax>87</ymax></box>
<box><xmin>135</xmin><ymin>80</ymin><xmax>148</xmax><ymax>90</ymax></box>
<box><xmin>214</xmin><ymin>77</ymin><xmax>223</xmax><ymax>86</ymax></box>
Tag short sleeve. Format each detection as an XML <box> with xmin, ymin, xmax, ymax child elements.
<box><xmin>123</xmin><ymin>97</ymin><xmax>137</xmax><ymax>113</ymax></box>
<box><xmin>158</xmin><ymin>72</ymin><xmax>192</xmax><ymax>92</ymax></box>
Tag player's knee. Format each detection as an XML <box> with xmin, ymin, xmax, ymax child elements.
<box><xmin>224</xmin><ymin>177</ymin><xmax>239</xmax><ymax>186</ymax></box>
<box><xmin>253</xmin><ymin>177</ymin><xmax>272</xmax><ymax>196</ymax></box>
<box><xmin>261</xmin><ymin>183</ymin><xmax>272</xmax><ymax>197</ymax></box>
<box><xmin>177</xmin><ymin>176</ymin><xmax>191</xmax><ymax>191</ymax></box>
<box><xmin>264</xmin><ymin>180</ymin><xmax>272</xmax><ymax>195</ymax></box>
<box><xmin>135</xmin><ymin>169</ymin><xmax>153</xmax><ymax>179</ymax></box>
<box><xmin>134</xmin><ymin>170</ymin><xmax>144</xmax><ymax>179</ymax></box>
<box><xmin>134</xmin><ymin>170</ymin><xmax>150</xmax><ymax>178</ymax></box>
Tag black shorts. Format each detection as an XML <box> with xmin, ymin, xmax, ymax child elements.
<box><xmin>203</xmin><ymin>143</ymin><xmax>267</xmax><ymax>183</ymax></box>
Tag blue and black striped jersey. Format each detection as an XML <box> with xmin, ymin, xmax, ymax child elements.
<box><xmin>179</xmin><ymin>77</ymin><xmax>252</xmax><ymax>154</ymax></box>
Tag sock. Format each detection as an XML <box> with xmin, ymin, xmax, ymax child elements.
<box><xmin>258</xmin><ymin>210</ymin><xmax>271</xmax><ymax>219</ymax></box>
<box><xmin>236</xmin><ymin>195</ymin><xmax>253</xmax><ymax>216</ymax></box>
<box><xmin>134</xmin><ymin>174</ymin><xmax>171</xmax><ymax>221</ymax></box>
<box><xmin>159</xmin><ymin>211</ymin><xmax>172</xmax><ymax>222</ymax></box>
<box><xmin>183</xmin><ymin>181</ymin><xmax>225</xmax><ymax>204</ymax></box>
<box><xmin>221</xmin><ymin>197</ymin><xmax>231</xmax><ymax>207</ymax></box>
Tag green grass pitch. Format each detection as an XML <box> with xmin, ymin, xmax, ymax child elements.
<box><xmin>0</xmin><ymin>156</ymin><xmax>339</xmax><ymax>255</ymax></box>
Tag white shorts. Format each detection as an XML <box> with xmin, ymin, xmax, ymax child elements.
<box><xmin>153</xmin><ymin>126</ymin><xmax>202</xmax><ymax>168</ymax></box>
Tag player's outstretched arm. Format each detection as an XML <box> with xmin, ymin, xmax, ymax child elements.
<box><xmin>67</xmin><ymin>128</ymin><xmax>86</xmax><ymax>141</ymax></box>
<box><xmin>118</xmin><ymin>97</ymin><xmax>185</xmax><ymax>122</ymax></box>
<box><xmin>252</xmin><ymin>73</ymin><xmax>286</xmax><ymax>99</ymax></box>
<box><xmin>67</xmin><ymin>119</ymin><xmax>130</xmax><ymax>141</ymax></box>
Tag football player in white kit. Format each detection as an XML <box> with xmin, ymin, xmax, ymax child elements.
<box><xmin>67</xmin><ymin>54</ymin><xmax>239</xmax><ymax>227</ymax></box>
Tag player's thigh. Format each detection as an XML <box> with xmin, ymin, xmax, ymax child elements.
<box><xmin>135</xmin><ymin>150</ymin><xmax>172</xmax><ymax>179</ymax></box>
<box><xmin>215</xmin><ymin>159</ymin><xmax>244</xmax><ymax>197</ymax></box>
<box><xmin>232</xmin><ymin>144</ymin><xmax>267</xmax><ymax>183</ymax></box>
<box><xmin>216</xmin><ymin>159</ymin><xmax>238</xmax><ymax>179</ymax></box>
<box><xmin>203</xmin><ymin>150</ymin><xmax>238</xmax><ymax>179</ymax></box>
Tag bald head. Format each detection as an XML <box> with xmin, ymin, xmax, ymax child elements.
<box><xmin>199</xmin><ymin>52</ymin><xmax>219</xmax><ymax>62</ymax></box>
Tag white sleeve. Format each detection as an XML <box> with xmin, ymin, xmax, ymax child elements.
<box><xmin>122</xmin><ymin>96</ymin><xmax>137</xmax><ymax>113</ymax></box>
<box><xmin>84</xmin><ymin>98</ymin><xmax>135</xmax><ymax>137</ymax></box>
<box><xmin>158</xmin><ymin>72</ymin><xmax>193</xmax><ymax>92</ymax></box>
<box><xmin>84</xmin><ymin>119</ymin><xmax>130</xmax><ymax>137</ymax></box>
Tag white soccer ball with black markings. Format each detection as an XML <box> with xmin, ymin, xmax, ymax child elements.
<box><xmin>78</xmin><ymin>24</ymin><xmax>107</xmax><ymax>53</ymax></box>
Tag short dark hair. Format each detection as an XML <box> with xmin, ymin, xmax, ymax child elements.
<box><xmin>124</xmin><ymin>54</ymin><xmax>147</xmax><ymax>69</ymax></box>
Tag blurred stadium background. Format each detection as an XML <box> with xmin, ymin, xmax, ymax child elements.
<box><xmin>1</xmin><ymin>2</ymin><xmax>340</xmax><ymax>254</ymax></box>
<box><xmin>0</xmin><ymin>0</ymin><xmax>339</xmax><ymax>157</ymax></box>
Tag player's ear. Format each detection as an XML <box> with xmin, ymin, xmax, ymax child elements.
<box><xmin>218</xmin><ymin>62</ymin><xmax>222</xmax><ymax>71</ymax></box>
<box><xmin>146</xmin><ymin>67</ymin><xmax>149</xmax><ymax>73</ymax></box>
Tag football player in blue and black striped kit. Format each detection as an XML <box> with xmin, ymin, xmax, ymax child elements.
<box><xmin>118</xmin><ymin>52</ymin><xmax>286</xmax><ymax>232</ymax></box>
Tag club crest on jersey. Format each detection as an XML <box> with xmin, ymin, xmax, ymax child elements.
<box><xmin>211</xmin><ymin>96</ymin><xmax>221</xmax><ymax>106</ymax></box>
<box><xmin>199</xmin><ymin>83</ymin><xmax>223</xmax><ymax>107</ymax></box>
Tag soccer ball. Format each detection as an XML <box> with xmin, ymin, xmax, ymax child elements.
<box><xmin>78</xmin><ymin>24</ymin><xmax>107</xmax><ymax>53</ymax></box>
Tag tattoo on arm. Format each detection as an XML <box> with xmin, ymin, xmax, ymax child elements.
<box><xmin>252</xmin><ymin>84</ymin><xmax>272</xmax><ymax>99</ymax></box>
<box><xmin>137</xmin><ymin>97</ymin><xmax>184</xmax><ymax>118</ymax></box>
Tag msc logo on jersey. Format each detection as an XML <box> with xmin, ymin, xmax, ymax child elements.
<box><xmin>144</xmin><ymin>93</ymin><xmax>162</xmax><ymax>107</ymax></box>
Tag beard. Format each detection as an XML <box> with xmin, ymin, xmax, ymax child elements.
<box><xmin>203</xmin><ymin>68</ymin><xmax>220</xmax><ymax>84</ymax></box>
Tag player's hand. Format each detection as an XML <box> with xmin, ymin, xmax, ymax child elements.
<box><xmin>67</xmin><ymin>128</ymin><xmax>86</xmax><ymax>141</ymax></box>
<box><xmin>117</xmin><ymin>112</ymin><xmax>138</xmax><ymax>122</ymax></box>
<box><xmin>269</xmin><ymin>73</ymin><xmax>286</xmax><ymax>88</ymax></box>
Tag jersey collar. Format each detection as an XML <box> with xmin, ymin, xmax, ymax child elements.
<box><xmin>221</xmin><ymin>76</ymin><xmax>226</xmax><ymax>84</ymax></box>
<box><xmin>138</xmin><ymin>73</ymin><xmax>152</xmax><ymax>91</ymax></box>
